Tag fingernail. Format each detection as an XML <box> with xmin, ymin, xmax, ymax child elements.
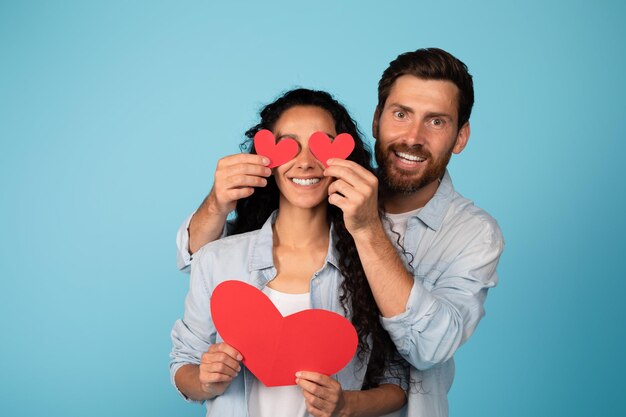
<box><xmin>262</xmin><ymin>157</ymin><xmax>270</xmax><ymax>165</ymax></box>
<box><xmin>295</xmin><ymin>372</ymin><xmax>301</xmax><ymax>377</ymax></box>
<box><xmin>237</xmin><ymin>354</ymin><xmax>243</xmax><ymax>361</ymax></box>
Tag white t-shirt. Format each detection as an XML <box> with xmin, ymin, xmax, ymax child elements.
<box><xmin>381</xmin><ymin>207</ymin><xmax>422</xmax><ymax>247</ymax></box>
<box><xmin>248</xmin><ymin>286</ymin><xmax>311</xmax><ymax>417</ymax></box>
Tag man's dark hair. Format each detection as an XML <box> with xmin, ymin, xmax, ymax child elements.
<box><xmin>377</xmin><ymin>48</ymin><xmax>474</xmax><ymax>129</ymax></box>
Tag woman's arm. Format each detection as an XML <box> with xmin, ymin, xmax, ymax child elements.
<box><xmin>296</xmin><ymin>372</ymin><xmax>406</xmax><ymax>417</ymax></box>
<box><xmin>174</xmin><ymin>343</ymin><xmax>242</xmax><ymax>402</ymax></box>
<box><xmin>342</xmin><ymin>384</ymin><xmax>406</xmax><ymax>417</ymax></box>
<box><xmin>171</xmin><ymin>246</ymin><xmax>242</xmax><ymax>401</ymax></box>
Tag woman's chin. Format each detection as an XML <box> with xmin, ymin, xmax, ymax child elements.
<box><xmin>283</xmin><ymin>198</ymin><xmax>328</xmax><ymax>211</ymax></box>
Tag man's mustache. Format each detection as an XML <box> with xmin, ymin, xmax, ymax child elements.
<box><xmin>387</xmin><ymin>144</ymin><xmax>431</xmax><ymax>160</ymax></box>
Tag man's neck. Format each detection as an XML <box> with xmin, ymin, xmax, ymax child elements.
<box><xmin>383</xmin><ymin>178</ymin><xmax>440</xmax><ymax>214</ymax></box>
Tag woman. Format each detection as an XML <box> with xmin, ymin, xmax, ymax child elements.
<box><xmin>170</xmin><ymin>89</ymin><xmax>408</xmax><ymax>417</ymax></box>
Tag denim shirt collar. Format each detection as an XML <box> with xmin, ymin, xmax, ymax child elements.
<box><xmin>248</xmin><ymin>210</ymin><xmax>340</xmax><ymax>272</ymax></box>
<box><xmin>414</xmin><ymin>170</ymin><xmax>456</xmax><ymax>231</ymax></box>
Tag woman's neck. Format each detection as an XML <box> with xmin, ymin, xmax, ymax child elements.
<box><xmin>269</xmin><ymin>204</ymin><xmax>330</xmax><ymax>294</ymax></box>
<box><xmin>273</xmin><ymin>204</ymin><xmax>329</xmax><ymax>250</ymax></box>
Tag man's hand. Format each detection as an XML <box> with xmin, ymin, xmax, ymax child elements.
<box><xmin>296</xmin><ymin>371</ymin><xmax>348</xmax><ymax>417</ymax></box>
<box><xmin>324</xmin><ymin>158</ymin><xmax>380</xmax><ymax>238</ymax></box>
<box><xmin>198</xmin><ymin>342</ymin><xmax>243</xmax><ymax>398</ymax></box>
<box><xmin>188</xmin><ymin>154</ymin><xmax>271</xmax><ymax>254</ymax></box>
<box><xmin>208</xmin><ymin>154</ymin><xmax>271</xmax><ymax>216</ymax></box>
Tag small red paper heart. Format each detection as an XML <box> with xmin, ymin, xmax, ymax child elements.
<box><xmin>254</xmin><ymin>129</ymin><xmax>299</xmax><ymax>168</ymax></box>
<box><xmin>308</xmin><ymin>131</ymin><xmax>355</xmax><ymax>168</ymax></box>
<box><xmin>211</xmin><ymin>280</ymin><xmax>358</xmax><ymax>387</ymax></box>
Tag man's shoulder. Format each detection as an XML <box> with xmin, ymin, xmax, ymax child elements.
<box><xmin>443</xmin><ymin>189</ymin><xmax>504</xmax><ymax>245</ymax></box>
<box><xmin>194</xmin><ymin>229</ymin><xmax>261</xmax><ymax>262</ymax></box>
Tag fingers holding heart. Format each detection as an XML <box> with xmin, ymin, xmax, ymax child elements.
<box><xmin>200</xmin><ymin>343</ymin><xmax>242</xmax><ymax>380</ymax></box>
<box><xmin>198</xmin><ymin>343</ymin><xmax>243</xmax><ymax>396</ymax></box>
<box><xmin>296</xmin><ymin>371</ymin><xmax>345</xmax><ymax>417</ymax></box>
<box><xmin>210</xmin><ymin>153</ymin><xmax>272</xmax><ymax>215</ymax></box>
<box><xmin>323</xmin><ymin>160</ymin><xmax>380</xmax><ymax>235</ymax></box>
<box><xmin>327</xmin><ymin>179</ymin><xmax>360</xmax><ymax>203</ymax></box>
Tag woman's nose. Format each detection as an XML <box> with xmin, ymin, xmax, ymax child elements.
<box><xmin>294</xmin><ymin>144</ymin><xmax>318</xmax><ymax>169</ymax></box>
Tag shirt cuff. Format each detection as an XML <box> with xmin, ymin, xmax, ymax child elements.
<box><xmin>379</xmin><ymin>279</ymin><xmax>437</xmax><ymax>354</ymax></box>
<box><xmin>176</xmin><ymin>213</ymin><xmax>194</xmax><ymax>272</ymax></box>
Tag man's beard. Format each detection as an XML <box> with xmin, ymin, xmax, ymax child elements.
<box><xmin>375</xmin><ymin>141</ymin><xmax>453</xmax><ymax>195</ymax></box>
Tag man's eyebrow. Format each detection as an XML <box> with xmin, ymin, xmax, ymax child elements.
<box><xmin>425</xmin><ymin>112</ymin><xmax>454</xmax><ymax>120</ymax></box>
<box><xmin>387</xmin><ymin>103</ymin><xmax>414</xmax><ymax>114</ymax></box>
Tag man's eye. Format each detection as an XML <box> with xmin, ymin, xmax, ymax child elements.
<box><xmin>431</xmin><ymin>118</ymin><xmax>444</xmax><ymax>126</ymax></box>
<box><xmin>394</xmin><ymin>111</ymin><xmax>406</xmax><ymax>119</ymax></box>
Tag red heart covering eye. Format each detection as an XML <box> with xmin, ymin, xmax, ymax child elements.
<box><xmin>253</xmin><ymin>129</ymin><xmax>299</xmax><ymax>168</ymax></box>
<box><xmin>211</xmin><ymin>280</ymin><xmax>358</xmax><ymax>387</ymax></box>
<box><xmin>308</xmin><ymin>132</ymin><xmax>355</xmax><ymax>168</ymax></box>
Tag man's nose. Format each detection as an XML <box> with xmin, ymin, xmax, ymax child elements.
<box><xmin>404</xmin><ymin>121</ymin><xmax>425</xmax><ymax>145</ymax></box>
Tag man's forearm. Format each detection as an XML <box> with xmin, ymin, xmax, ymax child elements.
<box><xmin>352</xmin><ymin>222</ymin><xmax>414</xmax><ymax>318</ymax></box>
<box><xmin>342</xmin><ymin>384</ymin><xmax>406</xmax><ymax>417</ymax></box>
<box><xmin>188</xmin><ymin>195</ymin><xmax>228</xmax><ymax>254</ymax></box>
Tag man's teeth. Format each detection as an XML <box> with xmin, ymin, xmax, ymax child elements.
<box><xmin>291</xmin><ymin>178</ymin><xmax>321</xmax><ymax>186</ymax></box>
<box><xmin>395</xmin><ymin>151</ymin><xmax>425</xmax><ymax>162</ymax></box>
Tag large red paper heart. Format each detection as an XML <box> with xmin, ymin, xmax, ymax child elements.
<box><xmin>253</xmin><ymin>129</ymin><xmax>299</xmax><ymax>168</ymax></box>
<box><xmin>211</xmin><ymin>280</ymin><xmax>358</xmax><ymax>387</ymax></box>
<box><xmin>308</xmin><ymin>131</ymin><xmax>355</xmax><ymax>168</ymax></box>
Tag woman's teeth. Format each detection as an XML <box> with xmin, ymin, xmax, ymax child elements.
<box><xmin>290</xmin><ymin>178</ymin><xmax>321</xmax><ymax>186</ymax></box>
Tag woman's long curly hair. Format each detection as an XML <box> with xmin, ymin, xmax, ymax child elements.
<box><xmin>229</xmin><ymin>88</ymin><xmax>400</xmax><ymax>388</ymax></box>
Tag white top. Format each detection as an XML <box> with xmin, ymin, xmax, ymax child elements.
<box><xmin>382</xmin><ymin>207</ymin><xmax>422</xmax><ymax>247</ymax></box>
<box><xmin>248</xmin><ymin>286</ymin><xmax>311</xmax><ymax>417</ymax></box>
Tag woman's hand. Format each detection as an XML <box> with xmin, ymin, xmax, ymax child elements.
<box><xmin>198</xmin><ymin>342</ymin><xmax>242</xmax><ymax>398</ymax></box>
<box><xmin>296</xmin><ymin>371</ymin><xmax>348</xmax><ymax>417</ymax></box>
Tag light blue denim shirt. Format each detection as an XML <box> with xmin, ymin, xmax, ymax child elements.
<box><xmin>377</xmin><ymin>171</ymin><xmax>504</xmax><ymax>417</ymax></box>
<box><xmin>175</xmin><ymin>171</ymin><xmax>503</xmax><ymax>417</ymax></box>
<box><xmin>170</xmin><ymin>211</ymin><xmax>408</xmax><ymax>417</ymax></box>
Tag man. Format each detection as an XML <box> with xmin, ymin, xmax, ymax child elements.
<box><xmin>176</xmin><ymin>48</ymin><xmax>504</xmax><ymax>416</ymax></box>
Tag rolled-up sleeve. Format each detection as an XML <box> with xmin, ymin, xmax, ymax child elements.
<box><xmin>381</xmin><ymin>220</ymin><xmax>504</xmax><ymax>370</ymax></box>
<box><xmin>170</xmin><ymin>250</ymin><xmax>216</xmax><ymax>401</ymax></box>
<box><xmin>176</xmin><ymin>214</ymin><xmax>234</xmax><ymax>273</ymax></box>
<box><xmin>175</xmin><ymin>214</ymin><xmax>194</xmax><ymax>272</ymax></box>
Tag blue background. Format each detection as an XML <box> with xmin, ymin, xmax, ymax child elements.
<box><xmin>1</xmin><ymin>1</ymin><xmax>625</xmax><ymax>416</ymax></box>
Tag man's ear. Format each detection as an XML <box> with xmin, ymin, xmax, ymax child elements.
<box><xmin>372</xmin><ymin>107</ymin><xmax>381</xmax><ymax>139</ymax></box>
<box><xmin>453</xmin><ymin>122</ymin><xmax>470</xmax><ymax>154</ymax></box>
